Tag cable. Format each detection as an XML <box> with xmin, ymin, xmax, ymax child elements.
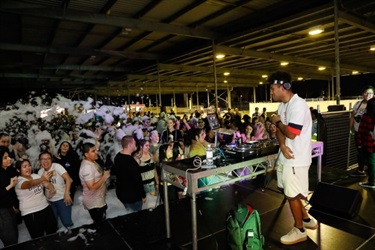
<box><xmin>215</xmin><ymin>147</ymin><xmax>227</xmax><ymax>160</ymax></box>
<box><xmin>181</xmin><ymin>156</ymin><xmax>202</xmax><ymax>195</ymax></box>
<box><xmin>193</xmin><ymin>156</ymin><xmax>204</xmax><ymax>168</ymax></box>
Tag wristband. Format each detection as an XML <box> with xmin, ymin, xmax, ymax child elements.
<box><xmin>275</xmin><ymin>120</ymin><xmax>282</xmax><ymax>128</ymax></box>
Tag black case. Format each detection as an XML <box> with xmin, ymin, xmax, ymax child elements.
<box><xmin>309</xmin><ymin>182</ymin><xmax>363</xmax><ymax>218</ymax></box>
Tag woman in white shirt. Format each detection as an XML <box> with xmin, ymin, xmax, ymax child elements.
<box><xmin>38</xmin><ymin>151</ymin><xmax>73</xmax><ymax>230</ymax></box>
<box><xmin>15</xmin><ymin>159</ymin><xmax>57</xmax><ymax>239</ymax></box>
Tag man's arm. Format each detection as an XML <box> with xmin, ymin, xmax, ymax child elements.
<box><xmin>275</xmin><ymin>120</ymin><xmax>297</xmax><ymax>140</ymax></box>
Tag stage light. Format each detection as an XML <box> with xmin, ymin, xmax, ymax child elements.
<box><xmin>309</xmin><ymin>25</ymin><xmax>324</xmax><ymax>35</ymax></box>
<box><xmin>215</xmin><ymin>53</ymin><xmax>225</xmax><ymax>59</ymax></box>
<box><xmin>280</xmin><ymin>61</ymin><xmax>289</xmax><ymax>66</ymax></box>
<box><xmin>318</xmin><ymin>66</ymin><xmax>326</xmax><ymax>71</ymax></box>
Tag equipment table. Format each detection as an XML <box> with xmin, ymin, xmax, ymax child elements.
<box><xmin>161</xmin><ymin>141</ymin><xmax>323</xmax><ymax>250</ymax></box>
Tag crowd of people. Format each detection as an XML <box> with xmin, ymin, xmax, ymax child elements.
<box><xmin>2</xmin><ymin>71</ymin><xmax>374</xmax><ymax>247</ymax></box>
<box><xmin>9</xmin><ymin>72</ymin><xmax>375</xmax><ymax>248</ymax></box>
<box><xmin>0</xmin><ymin>95</ymin><xmax>283</xmax><ymax>246</ymax></box>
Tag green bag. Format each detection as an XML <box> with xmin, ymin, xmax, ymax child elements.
<box><xmin>226</xmin><ymin>203</ymin><xmax>265</xmax><ymax>250</ymax></box>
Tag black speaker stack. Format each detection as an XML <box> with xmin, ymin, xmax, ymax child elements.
<box><xmin>309</xmin><ymin>182</ymin><xmax>363</xmax><ymax>218</ymax></box>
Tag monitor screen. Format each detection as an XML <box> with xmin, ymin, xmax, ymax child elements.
<box><xmin>207</xmin><ymin>113</ymin><xmax>220</xmax><ymax>130</ymax></box>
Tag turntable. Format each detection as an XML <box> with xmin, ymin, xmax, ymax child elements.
<box><xmin>223</xmin><ymin>139</ymin><xmax>279</xmax><ymax>161</ymax></box>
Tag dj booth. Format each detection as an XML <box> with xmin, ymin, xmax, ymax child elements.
<box><xmin>161</xmin><ymin>139</ymin><xmax>323</xmax><ymax>250</ymax></box>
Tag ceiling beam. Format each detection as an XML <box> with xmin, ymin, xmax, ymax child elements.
<box><xmin>338</xmin><ymin>10</ymin><xmax>375</xmax><ymax>33</ymax></box>
<box><xmin>158</xmin><ymin>63</ymin><xmax>331</xmax><ymax>80</ymax></box>
<box><xmin>0</xmin><ymin>43</ymin><xmax>159</xmax><ymax>60</ymax></box>
<box><xmin>215</xmin><ymin>45</ymin><xmax>375</xmax><ymax>73</ymax></box>
<box><xmin>0</xmin><ymin>1</ymin><xmax>218</xmax><ymax>40</ymax></box>
<box><xmin>89</xmin><ymin>86</ymin><xmax>234</xmax><ymax>96</ymax></box>
<box><xmin>110</xmin><ymin>80</ymin><xmax>256</xmax><ymax>89</ymax></box>
<box><xmin>0</xmin><ymin>73</ymin><xmax>109</xmax><ymax>80</ymax></box>
<box><xmin>40</xmin><ymin>65</ymin><xmax>127</xmax><ymax>72</ymax></box>
<box><xmin>0</xmin><ymin>81</ymin><xmax>96</xmax><ymax>89</ymax></box>
<box><xmin>124</xmin><ymin>74</ymin><xmax>258</xmax><ymax>86</ymax></box>
<box><xmin>0</xmin><ymin>64</ymin><xmax>128</xmax><ymax>72</ymax></box>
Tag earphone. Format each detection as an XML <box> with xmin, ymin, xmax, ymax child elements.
<box><xmin>272</xmin><ymin>80</ymin><xmax>291</xmax><ymax>90</ymax></box>
<box><xmin>282</xmin><ymin>82</ymin><xmax>291</xmax><ymax>90</ymax></box>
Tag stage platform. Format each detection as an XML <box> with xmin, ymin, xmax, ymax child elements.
<box><xmin>3</xmin><ymin>165</ymin><xmax>375</xmax><ymax>250</ymax></box>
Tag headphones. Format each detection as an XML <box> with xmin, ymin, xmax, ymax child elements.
<box><xmin>272</xmin><ymin>80</ymin><xmax>291</xmax><ymax>90</ymax></box>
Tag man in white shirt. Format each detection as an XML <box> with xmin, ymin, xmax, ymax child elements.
<box><xmin>270</xmin><ymin>71</ymin><xmax>318</xmax><ymax>245</ymax></box>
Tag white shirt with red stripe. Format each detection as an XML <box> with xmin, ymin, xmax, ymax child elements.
<box><xmin>277</xmin><ymin>94</ymin><xmax>312</xmax><ymax>167</ymax></box>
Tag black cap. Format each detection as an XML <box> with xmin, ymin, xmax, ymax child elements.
<box><xmin>268</xmin><ymin>71</ymin><xmax>292</xmax><ymax>85</ymax></box>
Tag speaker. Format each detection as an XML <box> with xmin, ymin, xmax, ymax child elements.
<box><xmin>327</xmin><ymin>105</ymin><xmax>345</xmax><ymax>111</ymax></box>
<box><xmin>309</xmin><ymin>182</ymin><xmax>362</xmax><ymax>218</ymax></box>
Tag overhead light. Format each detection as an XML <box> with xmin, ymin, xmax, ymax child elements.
<box><xmin>370</xmin><ymin>45</ymin><xmax>375</xmax><ymax>51</ymax></box>
<box><xmin>352</xmin><ymin>70</ymin><xmax>359</xmax><ymax>75</ymax></box>
<box><xmin>215</xmin><ymin>53</ymin><xmax>225</xmax><ymax>59</ymax></box>
<box><xmin>259</xmin><ymin>82</ymin><xmax>263</xmax><ymax>85</ymax></box>
<box><xmin>318</xmin><ymin>66</ymin><xmax>326</xmax><ymax>71</ymax></box>
<box><xmin>298</xmin><ymin>77</ymin><xmax>304</xmax><ymax>80</ymax></box>
<box><xmin>280</xmin><ymin>61</ymin><xmax>289</xmax><ymax>66</ymax></box>
<box><xmin>224</xmin><ymin>80</ymin><xmax>228</xmax><ymax>83</ymax></box>
<box><xmin>121</xmin><ymin>27</ymin><xmax>132</xmax><ymax>35</ymax></box>
<box><xmin>223</xmin><ymin>72</ymin><xmax>230</xmax><ymax>76</ymax></box>
<box><xmin>308</xmin><ymin>25</ymin><xmax>324</xmax><ymax>35</ymax></box>
<box><xmin>261</xmin><ymin>75</ymin><xmax>268</xmax><ymax>78</ymax></box>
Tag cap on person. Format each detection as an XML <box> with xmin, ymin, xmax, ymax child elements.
<box><xmin>268</xmin><ymin>71</ymin><xmax>292</xmax><ymax>86</ymax></box>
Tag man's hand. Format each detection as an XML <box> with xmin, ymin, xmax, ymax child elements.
<box><xmin>271</xmin><ymin>114</ymin><xmax>281</xmax><ymax>124</ymax></box>
<box><xmin>280</xmin><ymin>145</ymin><xmax>295</xmax><ymax>159</ymax></box>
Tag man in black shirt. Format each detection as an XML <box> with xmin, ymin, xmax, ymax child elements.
<box><xmin>112</xmin><ymin>136</ymin><xmax>146</xmax><ymax>212</ymax></box>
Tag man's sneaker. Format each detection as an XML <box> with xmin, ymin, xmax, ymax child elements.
<box><xmin>280</xmin><ymin>227</ymin><xmax>307</xmax><ymax>245</ymax></box>
<box><xmin>303</xmin><ymin>217</ymin><xmax>318</xmax><ymax>230</ymax></box>
<box><xmin>359</xmin><ymin>182</ymin><xmax>375</xmax><ymax>189</ymax></box>
<box><xmin>350</xmin><ymin>170</ymin><xmax>366</xmax><ymax>177</ymax></box>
